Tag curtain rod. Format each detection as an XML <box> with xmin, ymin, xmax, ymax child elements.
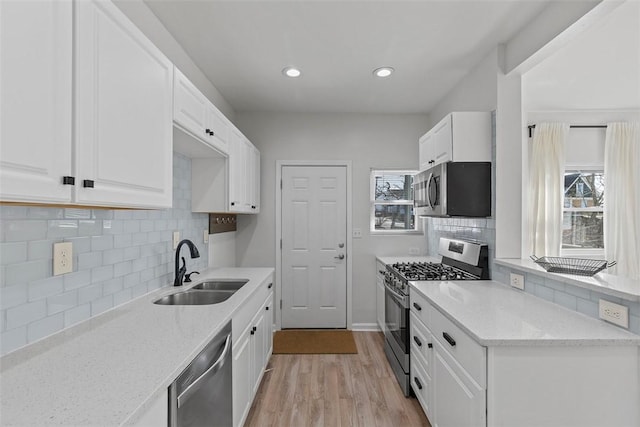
<box><xmin>527</xmin><ymin>124</ymin><xmax>607</xmax><ymax>138</ymax></box>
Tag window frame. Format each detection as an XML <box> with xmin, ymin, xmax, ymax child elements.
<box><xmin>561</xmin><ymin>166</ymin><xmax>605</xmax><ymax>257</ymax></box>
<box><xmin>369</xmin><ymin>169</ymin><xmax>421</xmax><ymax>235</ymax></box>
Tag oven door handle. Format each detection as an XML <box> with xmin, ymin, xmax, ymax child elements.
<box><xmin>384</xmin><ymin>282</ymin><xmax>408</xmax><ymax>307</ymax></box>
<box><xmin>426</xmin><ymin>172</ymin><xmax>435</xmax><ymax>209</ymax></box>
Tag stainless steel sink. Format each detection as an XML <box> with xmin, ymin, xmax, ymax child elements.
<box><xmin>153</xmin><ymin>290</ymin><xmax>233</xmax><ymax>305</ymax></box>
<box><xmin>192</xmin><ymin>279</ymin><xmax>248</xmax><ymax>291</ymax></box>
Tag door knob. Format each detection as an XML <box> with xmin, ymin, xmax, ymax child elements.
<box><xmin>334</xmin><ymin>254</ymin><xmax>345</xmax><ymax>260</ymax></box>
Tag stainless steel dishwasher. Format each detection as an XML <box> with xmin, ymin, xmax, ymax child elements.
<box><xmin>169</xmin><ymin>320</ymin><xmax>232</xmax><ymax>427</ymax></box>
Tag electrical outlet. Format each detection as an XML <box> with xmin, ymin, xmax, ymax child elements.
<box><xmin>53</xmin><ymin>242</ymin><xmax>73</xmax><ymax>276</ymax></box>
<box><xmin>173</xmin><ymin>231</ymin><xmax>180</xmax><ymax>250</ymax></box>
<box><xmin>599</xmin><ymin>299</ymin><xmax>629</xmax><ymax>328</ymax></box>
<box><xmin>203</xmin><ymin>230</ymin><xmax>209</xmax><ymax>244</ymax></box>
<box><xmin>409</xmin><ymin>247</ymin><xmax>420</xmax><ymax>255</ymax></box>
<box><xmin>510</xmin><ymin>273</ymin><xmax>525</xmax><ymax>290</ymax></box>
<box><xmin>352</xmin><ymin>228</ymin><xmax>362</xmax><ymax>238</ymax></box>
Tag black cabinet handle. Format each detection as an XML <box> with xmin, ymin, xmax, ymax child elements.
<box><xmin>231</xmin><ymin>202</ymin><xmax>235</xmax><ymax>206</ymax></box>
<box><xmin>268</xmin><ymin>283</ymin><xmax>273</xmax><ymax>289</ymax></box>
<box><xmin>250</xmin><ymin>330</ymin><xmax>255</xmax><ymax>335</ymax></box>
<box><xmin>443</xmin><ymin>332</ymin><xmax>456</xmax><ymax>347</ymax></box>
<box><xmin>265</xmin><ymin>306</ymin><xmax>269</xmax><ymax>311</ymax></box>
<box><xmin>428</xmin><ymin>343</ymin><xmax>433</xmax><ymax>349</ymax></box>
<box><xmin>413</xmin><ymin>302</ymin><xmax>422</xmax><ymax>311</ymax></box>
<box><xmin>83</xmin><ymin>180</ymin><xmax>94</xmax><ymax>188</ymax></box>
<box><xmin>251</xmin><ymin>205</ymin><xmax>256</xmax><ymax>209</ymax></box>
<box><xmin>62</xmin><ymin>176</ymin><xmax>75</xmax><ymax>185</ymax></box>
<box><xmin>205</xmin><ymin>128</ymin><xmax>214</xmax><ymax>136</ymax></box>
<box><xmin>414</xmin><ymin>377</ymin><xmax>423</xmax><ymax>390</ymax></box>
<box><xmin>252</xmin><ymin>326</ymin><xmax>257</xmax><ymax>332</ymax></box>
<box><xmin>413</xmin><ymin>336</ymin><xmax>422</xmax><ymax>347</ymax></box>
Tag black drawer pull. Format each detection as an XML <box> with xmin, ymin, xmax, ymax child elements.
<box><xmin>443</xmin><ymin>332</ymin><xmax>456</xmax><ymax>347</ymax></box>
<box><xmin>250</xmin><ymin>330</ymin><xmax>255</xmax><ymax>335</ymax></box>
<box><xmin>268</xmin><ymin>283</ymin><xmax>273</xmax><ymax>289</ymax></box>
<box><xmin>265</xmin><ymin>306</ymin><xmax>269</xmax><ymax>311</ymax></box>
<box><xmin>252</xmin><ymin>326</ymin><xmax>257</xmax><ymax>332</ymax></box>
<box><xmin>413</xmin><ymin>302</ymin><xmax>422</xmax><ymax>311</ymax></box>
<box><xmin>62</xmin><ymin>176</ymin><xmax>75</xmax><ymax>185</ymax></box>
<box><xmin>413</xmin><ymin>336</ymin><xmax>422</xmax><ymax>347</ymax></box>
<box><xmin>414</xmin><ymin>377</ymin><xmax>423</xmax><ymax>390</ymax></box>
<box><xmin>83</xmin><ymin>180</ymin><xmax>94</xmax><ymax>188</ymax></box>
<box><xmin>428</xmin><ymin>343</ymin><xmax>433</xmax><ymax>349</ymax></box>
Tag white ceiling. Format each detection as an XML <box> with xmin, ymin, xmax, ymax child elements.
<box><xmin>524</xmin><ymin>0</ymin><xmax>640</xmax><ymax>111</ymax></box>
<box><xmin>145</xmin><ymin>0</ymin><xmax>551</xmax><ymax>114</ymax></box>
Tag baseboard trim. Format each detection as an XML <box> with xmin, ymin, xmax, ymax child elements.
<box><xmin>351</xmin><ymin>323</ymin><xmax>382</xmax><ymax>332</ymax></box>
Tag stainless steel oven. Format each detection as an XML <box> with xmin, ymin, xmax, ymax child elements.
<box><xmin>383</xmin><ymin>271</ymin><xmax>411</xmax><ymax>396</ymax></box>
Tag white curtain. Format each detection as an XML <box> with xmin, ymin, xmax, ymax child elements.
<box><xmin>604</xmin><ymin>122</ymin><xmax>640</xmax><ymax>280</ymax></box>
<box><xmin>529</xmin><ymin>123</ymin><xmax>569</xmax><ymax>257</ymax></box>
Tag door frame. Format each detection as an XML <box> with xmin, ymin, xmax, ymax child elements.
<box><xmin>275</xmin><ymin>160</ymin><xmax>353</xmax><ymax>331</ymax></box>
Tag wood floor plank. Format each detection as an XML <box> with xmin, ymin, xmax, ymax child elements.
<box><xmin>245</xmin><ymin>332</ymin><xmax>431</xmax><ymax>427</ymax></box>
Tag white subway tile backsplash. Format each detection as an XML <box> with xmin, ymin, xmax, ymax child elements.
<box><xmin>1</xmin><ymin>326</ymin><xmax>27</xmax><ymax>354</ymax></box>
<box><xmin>576</xmin><ymin>298</ymin><xmax>599</xmax><ymax>318</ymax></box>
<box><xmin>1</xmin><ymin>286</ymin><xmax>28</xmax><ymax>309</ymax></box>
<box><xmin>28</xmin><ymin>277</ymin><xmax>64</xmax><ymax>301</ymax></box>
<box><xmin>27</xmin><ymin>313</ymin><xmax>64</xmax><ymax>343</ymax></box>
<box><xmin>554</xmin><ymin>292</ymin><xmax>578</xmax><ymax>311</ymax></box>
<box><xmin>6</xmin><ymin>300</ymin><xmax>46</xmax><ymax>329</ymax></box>
<box><xmin>0</xmin><ymin>242</ymin><xmax>27</xmax><ymax>265</ymax></box>
<box><xmin>0</xmin><ymin>153</ymin><xmax>209</xmax><ymax>354</ymax></box>
<box><xmin>47</xmin><ymin>290</ymin><xmax>79</xmax><ymax>315</ymax></box>
<box><xmin>64</xmin><ymin>304</ymin><xmax>91</xmax><ymax>328</ymax></box>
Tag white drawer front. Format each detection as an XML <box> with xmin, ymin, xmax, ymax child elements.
<box><xmin>410</xmin><ymin>312</ymin><xmax>434</xmax><ymax>372</ymax></box>
<box><xmin>411</xmin><ymin>349</ymin><xmax>433</xmax><ymax>421</ymax></box>
<box><xmin>410</xmin><ymin>290</ymin><xmax>433</xmax><ymax>329</ymax></box>
<box><xmin>431</xmin><ymin>306</ymin><xmax>486</xmax><ymax>388</ymax></box>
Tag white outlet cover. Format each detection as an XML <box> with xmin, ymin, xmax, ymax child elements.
<box><xmin>599</xmin><ymin>299</ymin><xmax>629</xmax><ymax>328</ymax></box>
<box><xmin>510</xmin><ymin>273</ymin><xmax>525</xmax><ymax>290</ymax></box>
<box><xmin>352</xmin><ymin>228</ymin><xmax>362</xmax><ymax>238</ymax></box>
<box><xmin>173</xmin><ymin>231</ymin><xmax>180</xmax><ymax>250</ymax></box>
<box><xmin>53</xmin><ymin>242</ymin><xmax>73</xmax><ymax>276</ymax></box>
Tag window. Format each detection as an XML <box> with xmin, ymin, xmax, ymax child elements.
<box><xmin>562</xmin><ymin>169</ymin><xmax>604</xmax><ymax>252</ymax></box>
<box><xmin>370</xmin><ymin>170</ymin><xmax>419</xmax><ymax>233</ymax></box>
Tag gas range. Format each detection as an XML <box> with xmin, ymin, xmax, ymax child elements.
<box><xmin>384</xmin><ymin>238</ymin><xmax>490</xmax><ymax>296</ymax></box>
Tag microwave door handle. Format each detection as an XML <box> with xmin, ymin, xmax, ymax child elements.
<box><xmin>426</xmin><ymin>172</ymin><xmax>434</xmax><ymax>209</ymax></box>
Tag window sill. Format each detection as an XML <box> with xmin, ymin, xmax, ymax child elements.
<box><xmin>495</xmin><ymin>258</ymin><xmax>640</xmax><ymax>302</ymax></box>
<box><xmin>370</xmin><ymin>230</ymin><xmax>423</xmax><ymax>236</ymax></box>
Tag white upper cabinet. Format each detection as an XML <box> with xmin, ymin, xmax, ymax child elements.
<box><xmin>75</xmin><ymin>0</ymin><xmax>173</xmax><ymax>208</ymax></box>
<box><xmin>228</xmin><ymin>132</ymin><xmax>260</xmax><ymax>213</ymax></box>
<box><xmin>1</xmin><ymin>0</ymin><xmax>173</xmax><ymax>209</ymax></box>
<box><xmin>418</xmin><ymin>112</ymin><xmax>491</xmax><ymax>170</ymax></box>
<box><xmin>0</xmin><ymin>1</ymin><xmax>73</xmax><ymax>203</ymax></box>
<box><xmin>174</xmin><ymin>67</ymin><xmax>229</xmax><ymax>156</ymax></box>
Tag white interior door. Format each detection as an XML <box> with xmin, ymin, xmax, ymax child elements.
<box><xmin>281</xmin><ymin>165</ymin><xmax>347</xmax><ymax>328</ymax></box>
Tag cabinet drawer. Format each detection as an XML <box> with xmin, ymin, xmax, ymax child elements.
<box><xmin>232</xmin><ymin>278</ymin><xmax>274</xmax><ymax>345</ymax></box>
<box><xmin>431</xmin><ymin>307</ymin><xmax>486</xmax><ymax>388</ymax></box>
<box><xmin>410</xmin><ymin>312</ymin><xmax>433</xmax><ymax>372</ymax></box>
<box><xmin>410</xmin><ymin>290</ymin><xmax>433</xmax><ymax>329</ymax></box>
<box><xmin>411</xmin><ymin>349</ymin><xmax>433</xmax><ymax>420</ymax></box>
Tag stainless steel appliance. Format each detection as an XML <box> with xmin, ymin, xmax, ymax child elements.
<box><xmin>169</xmin><ymin>321</ymin><xmax>233</xmax><ymax>427</ymax></box>
<box><xmin>383</xmin><ymin>237</ymin><xmax>489</xmax><ymax>396</ymax></box>
<box><xmin>414</xmin><ymin>161</ymin><xmax>491</xmax><ymax>217</ymax></box>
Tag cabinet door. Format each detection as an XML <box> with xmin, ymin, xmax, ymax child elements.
<box><xmin>433</xmin><ymin>341</ymin><xmax>485</xmax><ymax>427</ymax></box>
<box><xmin>206</xmin><ymin>104</ymin><xmax>229</xmax><ymax>155</ymax></box>
<box><xmin>174</xmin><ymin>67</ymin><xmax>209</xmax><ymax>141</ymax></box>
<box><xmin>233</xmin><ymin>330</ymin><xmax>252</xmax><ymax>427</ymax></box>
<box><xmin>0</xmin><ymin>0</ymin><xmax>73</xmax><ymax>203</ymax></box>
<box><xmin>250</xmin><ymin>308</ymin><xmax>266</xmax><ymax>396</ymax></box>
<box><xmin>376</xmin><ymin>274</ymin><xmax>385</xmax><ymax>331</ymax></box>
<box><xmin>431</xmin><ymin>115</ymin><xmax>452</xmax><ymax>166</ymax></box>
<box><xmin>249</xmin><ymin>145</ymin><xmax>260</xmax><ymax>212</ymax></box>
<box><xmin>75</xmin><ymin>0</ymin><xmax>173</xmax><ymax>208</ymax></box>
<box><xmin>418</xmin><ymin>133</ymin><xmax>434</xmax><ymax>171</ymax></box>
<box><xmin>263</xmin><ymin>296</ymin><xmax>273</xmax><ymax>359</ymax></box>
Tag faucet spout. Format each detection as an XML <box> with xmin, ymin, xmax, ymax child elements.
<box><xmin>174</xmin><ymin>239</ymin><xmax>200</xmax><ymax>286</ymax></box>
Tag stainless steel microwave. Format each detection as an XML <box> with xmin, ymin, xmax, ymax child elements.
<box><xmin>414</xmin><ymin>162</ymin><xmax>491</xmax><ymax>217</ymax></box>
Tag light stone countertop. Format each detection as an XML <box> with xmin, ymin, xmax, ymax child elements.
<box><xmin>410</xmin><ymin>279</ymin><xmax>640</xmax><ymax>346</ymax></box>
<box><xmin>0</xmin><ymin>267</ymin><xmax>274</xmax><ymax>426</ymax></box>
<box><xmin>495</xmin><ymin>258</ymin><xmax>640</xmax><ymax>302</ymax></box>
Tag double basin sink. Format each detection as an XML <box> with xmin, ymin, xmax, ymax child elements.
<box><xmin>154</xmin><ymin>279</ymin><xmax>249</xmax><ymax>305</ymax></box>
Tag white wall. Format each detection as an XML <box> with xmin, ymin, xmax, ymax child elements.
<box><xmin>113</xmin><ymin>0</ymin><xmax>236</xmax><ymax>120</ymax></box>
<box><xmin>233</xmin><ymin>112</ymin><xmax>429</xmax><ymax>325</ymax></box>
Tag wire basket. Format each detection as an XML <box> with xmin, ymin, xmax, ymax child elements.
<box><xmin>530</xmin><ymin>256</ymin><xmax>616</xmax><ymax>277</ymax></box>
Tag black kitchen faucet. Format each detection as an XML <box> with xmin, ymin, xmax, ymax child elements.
<box><xmin>174</xmin><ymin>239</ymin><xmax>200</xmax><ymax>286</ymax></box>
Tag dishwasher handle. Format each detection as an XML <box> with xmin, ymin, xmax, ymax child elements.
<box><xmin>177</xmin><ymin>334</ymin><xmax>232</xmax><ymax>408</ymax></box>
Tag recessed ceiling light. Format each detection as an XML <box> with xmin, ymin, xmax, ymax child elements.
<box><xmin>282</xmin><ymin>66</ymin><xmax>302</xmax><ymax>78</ymax></box>
<box><xmin>373</xmin><ymin>67</ymin><xmax>394</xmax><ymax>78</ymax></box>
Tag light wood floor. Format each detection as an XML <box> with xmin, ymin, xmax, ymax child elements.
<box><xmin>244</xmin><ymin>331</ymin><xmax>431</xmax><ymax>427</ymax></box>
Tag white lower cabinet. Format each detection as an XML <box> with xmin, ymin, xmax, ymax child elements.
<box><xmin>410</xmin><ymin>289</ymin><xmax>640</xmax><ymax>427</ymax></box>
<box><xmin>233</xmin><ymin>281</ymin><xmax>274</xmax><ymax>427</ymax></box>
<box><xmin>376</xmin><ymin>261</ymin><xmax>385</xmax><ymax>331</ymax></box>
